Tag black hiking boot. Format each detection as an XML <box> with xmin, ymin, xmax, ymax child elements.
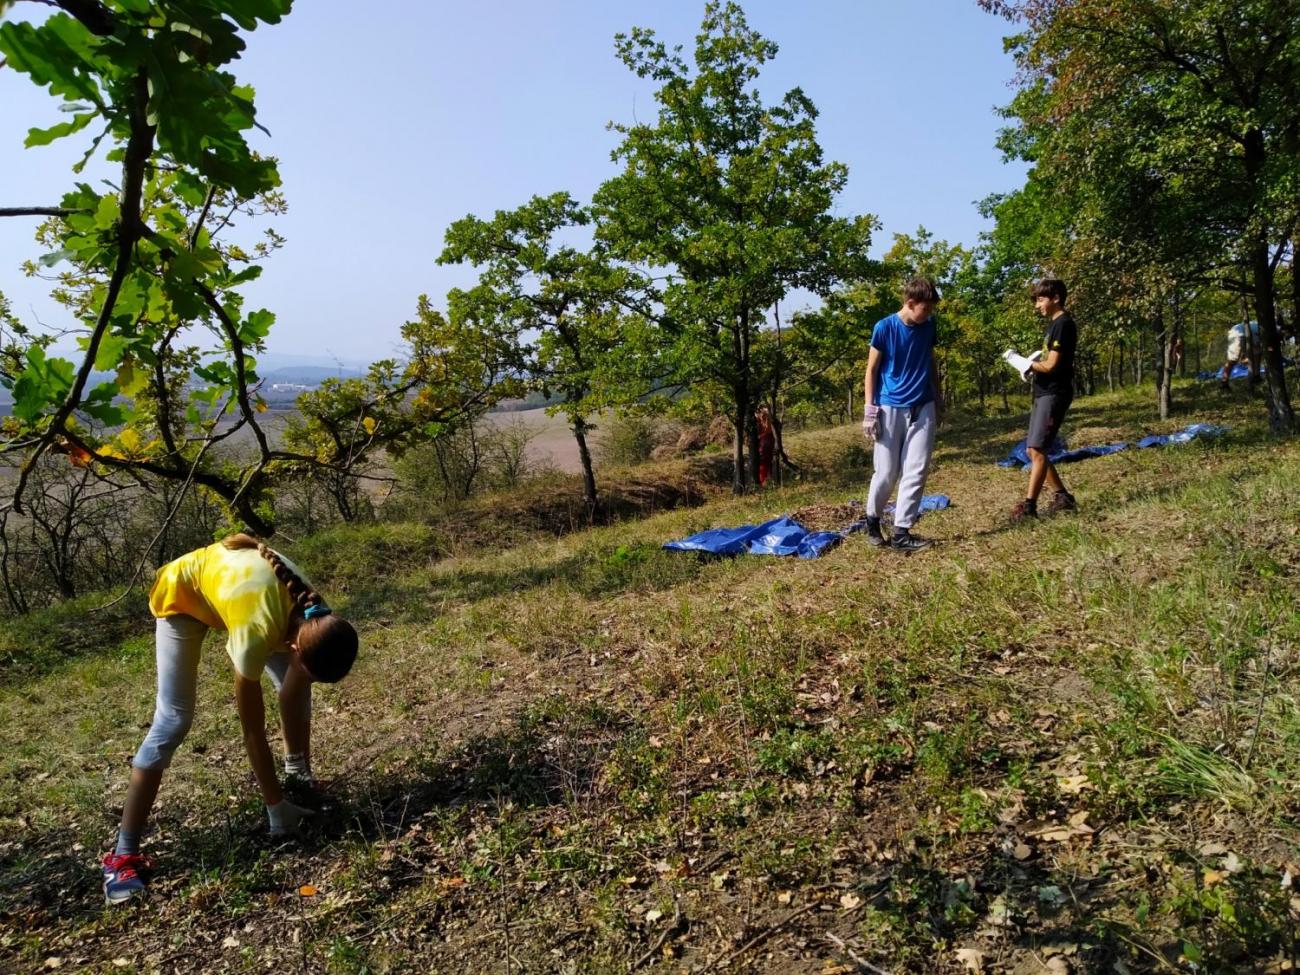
<box><xmin>865</xmin><ymin>516</ymin><xmax>887</xmax><ymax>547</ymax></box>
<box><xmin>890</xmin><ymin>529</ymin><xmax>933</xmax><ymax>553</ymax></box>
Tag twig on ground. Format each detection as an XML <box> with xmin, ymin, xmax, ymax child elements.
<box><xmin>823</xmin><ymin>933</ymin><xmax>895</xmax><ymax>975</ymax></box>
<box><xmin>629</xmin><ymin>895</ymin><xmax>684</xmax><ymax>972</ymax></box>
<box><xmin>702</xmin><ymin>899</ymin><xmax>820</xmax><ymax>972</ymax></box>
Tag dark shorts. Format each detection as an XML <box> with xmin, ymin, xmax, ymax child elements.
<box><xmin>1026</xmin><ymin>393</ymin><xmax>1071</xmax><ymax>451</ymax></box>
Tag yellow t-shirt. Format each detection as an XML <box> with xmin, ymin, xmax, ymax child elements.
<box><xmin>148</xmin><ymin>543</ymin><xmax>309</xmax><ymax>679</ymax></box>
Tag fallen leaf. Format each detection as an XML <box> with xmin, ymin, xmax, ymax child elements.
<box><xmin>1203</xmin><ymin>869</ymin><xmax>1227</xmax><ymax>888</ymax></box>
<box><xmin>1198</xmin><ymin>841</ymin><xmax>1228</xmax><ymax>856</ymax></box>
<box><xmin>1058</xmin><ymin>774</ymin><xmax>1091</xmax><ymax>795</ymax></box>
<box><xmin>777</xmin><ymin>890</ymin><xmax>793</xmax><ymax>905</ymax></box>
<box><xmin>955</xmin><ymin>946</ymin><xmax>985</xmax><ymax>972</ymax></box>
<box><xmin>1223</xmin><ymin>852</ymin><xmax>1242</xmax><ymax>874</ymax></box>
<box><xmin>298</xmin><ymin>885</ymin><xmax>318</xmax><ymax>897</ymax></box>
<box><xmin>1013</xmin><ymin>842</ymin><xmax>1033</xmax><ymax>860</ymax></box>
<box><xmin>644</xmin><ymin>908</ymin><xmax>664</xmax><ymax>923</ymax></box>
<box><xmin>221</xmin><ymin>935</ymin><xmax>239</xmax><ymax>948</ymax></box>
<box><xmin>1038</xmin><ymin>828</ymin><xmax>1076</xmax><ymax>842</ymax></box>
<box><xmin>43</xmin><ymin>960</ymin><xmax>62</xmax><ymax>971</ymax></box>
<box><xmin>840</xmin><ymin>892</ymin><xmax>862</xmax><ymax>910</ymax></box>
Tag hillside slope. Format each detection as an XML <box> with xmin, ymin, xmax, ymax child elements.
<box><xmin>2</xmin><ymin>385</ymin><xmax>1297</xmax><ymax>974</ymax></box>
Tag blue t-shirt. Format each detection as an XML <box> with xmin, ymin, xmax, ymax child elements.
<box><xmin>870</xmin><ymin>313</ymin><xmax>937</xmax><ymax>408</ymax></box>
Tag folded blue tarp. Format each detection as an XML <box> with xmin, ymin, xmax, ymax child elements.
<box><xmin>664</xmin><ymin>495</ymin><xmax>953</xmax><ymax>560</ymax></box>
<box><xmin>997</xmin><ymin>424</ymin><xmax>1225</xmax><ymax>468</ymax></box>
<box><xmin>885</xmin><ymin>494</ymin><xmax>951</xmax><ymax>516</ymax></box>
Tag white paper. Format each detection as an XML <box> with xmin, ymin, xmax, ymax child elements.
<box><xmin>1001</xmin><ymin>348</ymin><xmax>1041</xmax><ymax>382</ymax></box>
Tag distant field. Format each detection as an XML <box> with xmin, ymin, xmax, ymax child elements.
<box><xmin>481</xmin><ymin>406</ymin><xmax>585</xmax><ymax>474</ymax></box>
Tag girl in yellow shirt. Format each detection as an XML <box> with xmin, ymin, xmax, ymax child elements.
<box><xmin>102</xmin><ymin>534</ymin><xmax>358</xmax><ymax>904</ymax></box>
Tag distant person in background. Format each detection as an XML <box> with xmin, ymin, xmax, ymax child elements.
<box><xmin>102</xmin><ymin>535</ymin><xmax>358</xmax><ymax>905</ymax></box>
<box><xmin>1010</xmin><ymin>278</ymin><xmax>1078</xmax><ymax>523</ymax></box>
<box><xmin>862</xmin><ymin>276</ymin><xmax>944</xmax><ymax>553</ymax></box>
<box><xmin>756</xmin><ymin>406</ymin><xmax>775</xmax><ymax>486</ymax></box>
<box><xmin>1221</xmin><ymin>319</ymin><xmax>1261</xmax><ymax>390</ymax></box>
<box><xmin>1171</xmin><ymin>336</ymin><xmax>1185</xmax><ymax>371</ymax></box>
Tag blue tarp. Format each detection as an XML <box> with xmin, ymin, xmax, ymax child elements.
<box><xmin>1197</xmin><ymin>364</ymin><xmax>1263</xmax><ymax>381</ymax></box>
<box><xmin>885</xmin><ymin>494</ymin><xmax>951</xmax><ymax>516</ymax></box>
<box><xmin>997</xmin><ymin>424</ymin><xmax>1225</xmax><ymax>468</ymax></box>
<box><xmin>664</xmin><ymin>515</ymin><xmax>846</xmax><ymax>559</ymax></box>
<box><xmin>664</xmin><ymin>495</ymin><xmax>954</xmax><ymax>560</ymax></box>
<box><xmin>1135</xmin><ymin>423</ymin><xmax>1227</xmax><ymax>448</ymax></box>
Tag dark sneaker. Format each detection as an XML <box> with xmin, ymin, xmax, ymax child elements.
<box><xmin>102</xmin><ymin>852</ymin><xmax>154</xmax><ymax>905</ymax></box>
<box><xmin>865</xmin><ymin>516</ymin><xmax>887</xmax><ymax>547</ymax></box>
<box><xmin>890</xmin><ymin>530</ymin><xmax>933</xmax><ymax>553</ymax></box>
<box><xmin>1219</xmin><ymin>381</ymin><xmax>1230</xmax><ymax>392</ymax></box>
<box><xmin>1010</xmin><ymin>499</ymin><xmax>1038</xmax><ymax>523</ymax></box>
<box><xmin>1046</xmin><ymin>490</ymin><xmax>1077</xmax><ymax>514</ymax></box>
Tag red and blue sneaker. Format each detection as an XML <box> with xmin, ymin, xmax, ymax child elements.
<box><xmin>102</xmin><ymin>852</ymin><xmax>154</xmax><ymax>905</ymax></box>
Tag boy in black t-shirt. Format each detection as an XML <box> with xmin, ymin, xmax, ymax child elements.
<box><xmin>1011</xmin><ymin>278</ymin><xmax>1078</xmax><ymax>522</ymax></box>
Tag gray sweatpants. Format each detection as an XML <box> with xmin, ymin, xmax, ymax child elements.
<box><xmin>133</xmin><ymin>615</ymin><xmax>302</xmax><ymax>770</ymax></box>
<box><xmin>867</xmin><ymin>401</ymin><xmax>937</xmax><ymax>530</ymax></box>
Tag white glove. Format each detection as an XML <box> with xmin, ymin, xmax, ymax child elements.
<box><xmin>267</xmin><ymin>798</ymin><xmax>315</xmax><ymax>837</ymax></box>
<box><xmin>862</xmin><ymin>404</ymin><xmax>881</xmax><ymax>443</ymax></box>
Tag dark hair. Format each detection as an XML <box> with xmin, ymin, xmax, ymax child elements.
<box><xmin>221</xmin><ymin>533</ymin><xmax>358</xmax><ymax>683</ymax></box>
<box><xmin>903</xmin><ymin>277</ymin><xmax>941</xmax><ymax>304</ymax></box>
<box><xmin>1032</xmin><ymin>277</ymin><xmax>1068</xmax><ymax>306</ymax></box>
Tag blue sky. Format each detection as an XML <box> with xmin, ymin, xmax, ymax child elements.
<box><xmin>1</xmin><ymin>1</ymin><xmax>1026</xmax><ymax>364</ymax></box>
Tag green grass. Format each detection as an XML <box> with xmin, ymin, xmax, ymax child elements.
<box><xmin>2</xmin><ymin>380</ymin><xmax>1298</xmax><ymax>973</ymax></box>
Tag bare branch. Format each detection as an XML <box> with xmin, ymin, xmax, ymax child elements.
<box><xmin>0</xmin><ymin>207</ymin><xmax>83</xmax><ymax>218</ymax></box>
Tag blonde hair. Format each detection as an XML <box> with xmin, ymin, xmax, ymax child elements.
<box><xmin>221</xmin><ymin>534</ymin><xmax>357</xmax><ymax>683</ymax></box>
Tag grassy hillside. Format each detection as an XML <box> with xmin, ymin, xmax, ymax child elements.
<box><xmin>2</xmin><ymin>383</ymin><xmax>1297</xmax><ymax>974</ymax></box>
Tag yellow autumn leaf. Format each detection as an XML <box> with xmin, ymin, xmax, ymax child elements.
<box><xmin>255</xmin><ymin>398</ymin><xmax>269</xmax><ymax>414</ymax></box>
<box><xmin>362</xmin><ymin>416</ymin><xmax>377</xmax><ymax>435</ymax></box>
<box><xmin>118</xmin><ymin>427</ymin><xmax>142</xmax><ymax>455</ymax></box>
<box><xmin>298</xmin><ymin>884</ymin><xmax>317</xmax><ymax>897</ymax></box>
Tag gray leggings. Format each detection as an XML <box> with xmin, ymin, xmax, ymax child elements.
<box><xmin>133</xmin><ymin>615</ymin><xmax>302</xmax><ymax>770</ymax></box>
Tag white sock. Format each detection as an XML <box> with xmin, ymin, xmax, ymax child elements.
<box><xmin>284</xmin><ymin>753</ymin><xmax>311</xmax><ymax>780</ymax></box>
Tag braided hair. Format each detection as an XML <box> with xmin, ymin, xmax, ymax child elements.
<box><xmin>221</xmin><ymin>534</ymin><xmax>358</xmax><ymax>683</ymax></box>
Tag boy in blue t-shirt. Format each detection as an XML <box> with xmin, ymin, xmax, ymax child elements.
<box><xmin>862</xmin><ymin>277</ymin><xmax>944</xmax><ymax>553</ymax></box>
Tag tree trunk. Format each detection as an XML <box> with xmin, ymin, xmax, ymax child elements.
<box><xmin>1292</xmin><ymin>238</ymin><xmax>1299</xmax><ymax>334</ymax></box>
<box><xmin>571</xmin><ymin>415</ymin><xmax>598</xmax><ymax>508</ymax></box>
<box><xmin>1249</xmin><ymin>236</ymin><xmax>1296</xmax><ymax>432</ymax></box>
<box><xmin>731</xmin><ymin>403</ymin><xmax>746</xmax><ymax>495</ymax></box>
<box><xmin>1155</xmin><ymin>306</ymin><xmax>1172</xmax><ymax>420</ymax></box>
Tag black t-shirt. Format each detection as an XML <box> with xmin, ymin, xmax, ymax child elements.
<box><xmin>1033</xmin><ymin>312</ymin><xmax>1077</xmax><ymax>398</ymax></box>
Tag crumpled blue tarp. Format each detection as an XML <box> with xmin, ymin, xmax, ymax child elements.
<box><xmin>664</xmin><ymin>516</ymin><xmax>844</xmax><ymax>560</ymax></box>
<box><xmin>1135</xmin><ymin>423</ymin><xmax>1227</xmax><ymax>448</ymax></box>
<box><xmin>997</xmin><ymin>423</ymin><xmax>1226</xmax><ymax>468</ymax></box>
<box><xmin>996</xmin><ymin>434</ymin><xmax>1075</xmax><ymax>468</ymax></box>
<box><xmin>664</xmin><ymin>495</ymin><xmax>953</xmax><ymax>560</ymax></box>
